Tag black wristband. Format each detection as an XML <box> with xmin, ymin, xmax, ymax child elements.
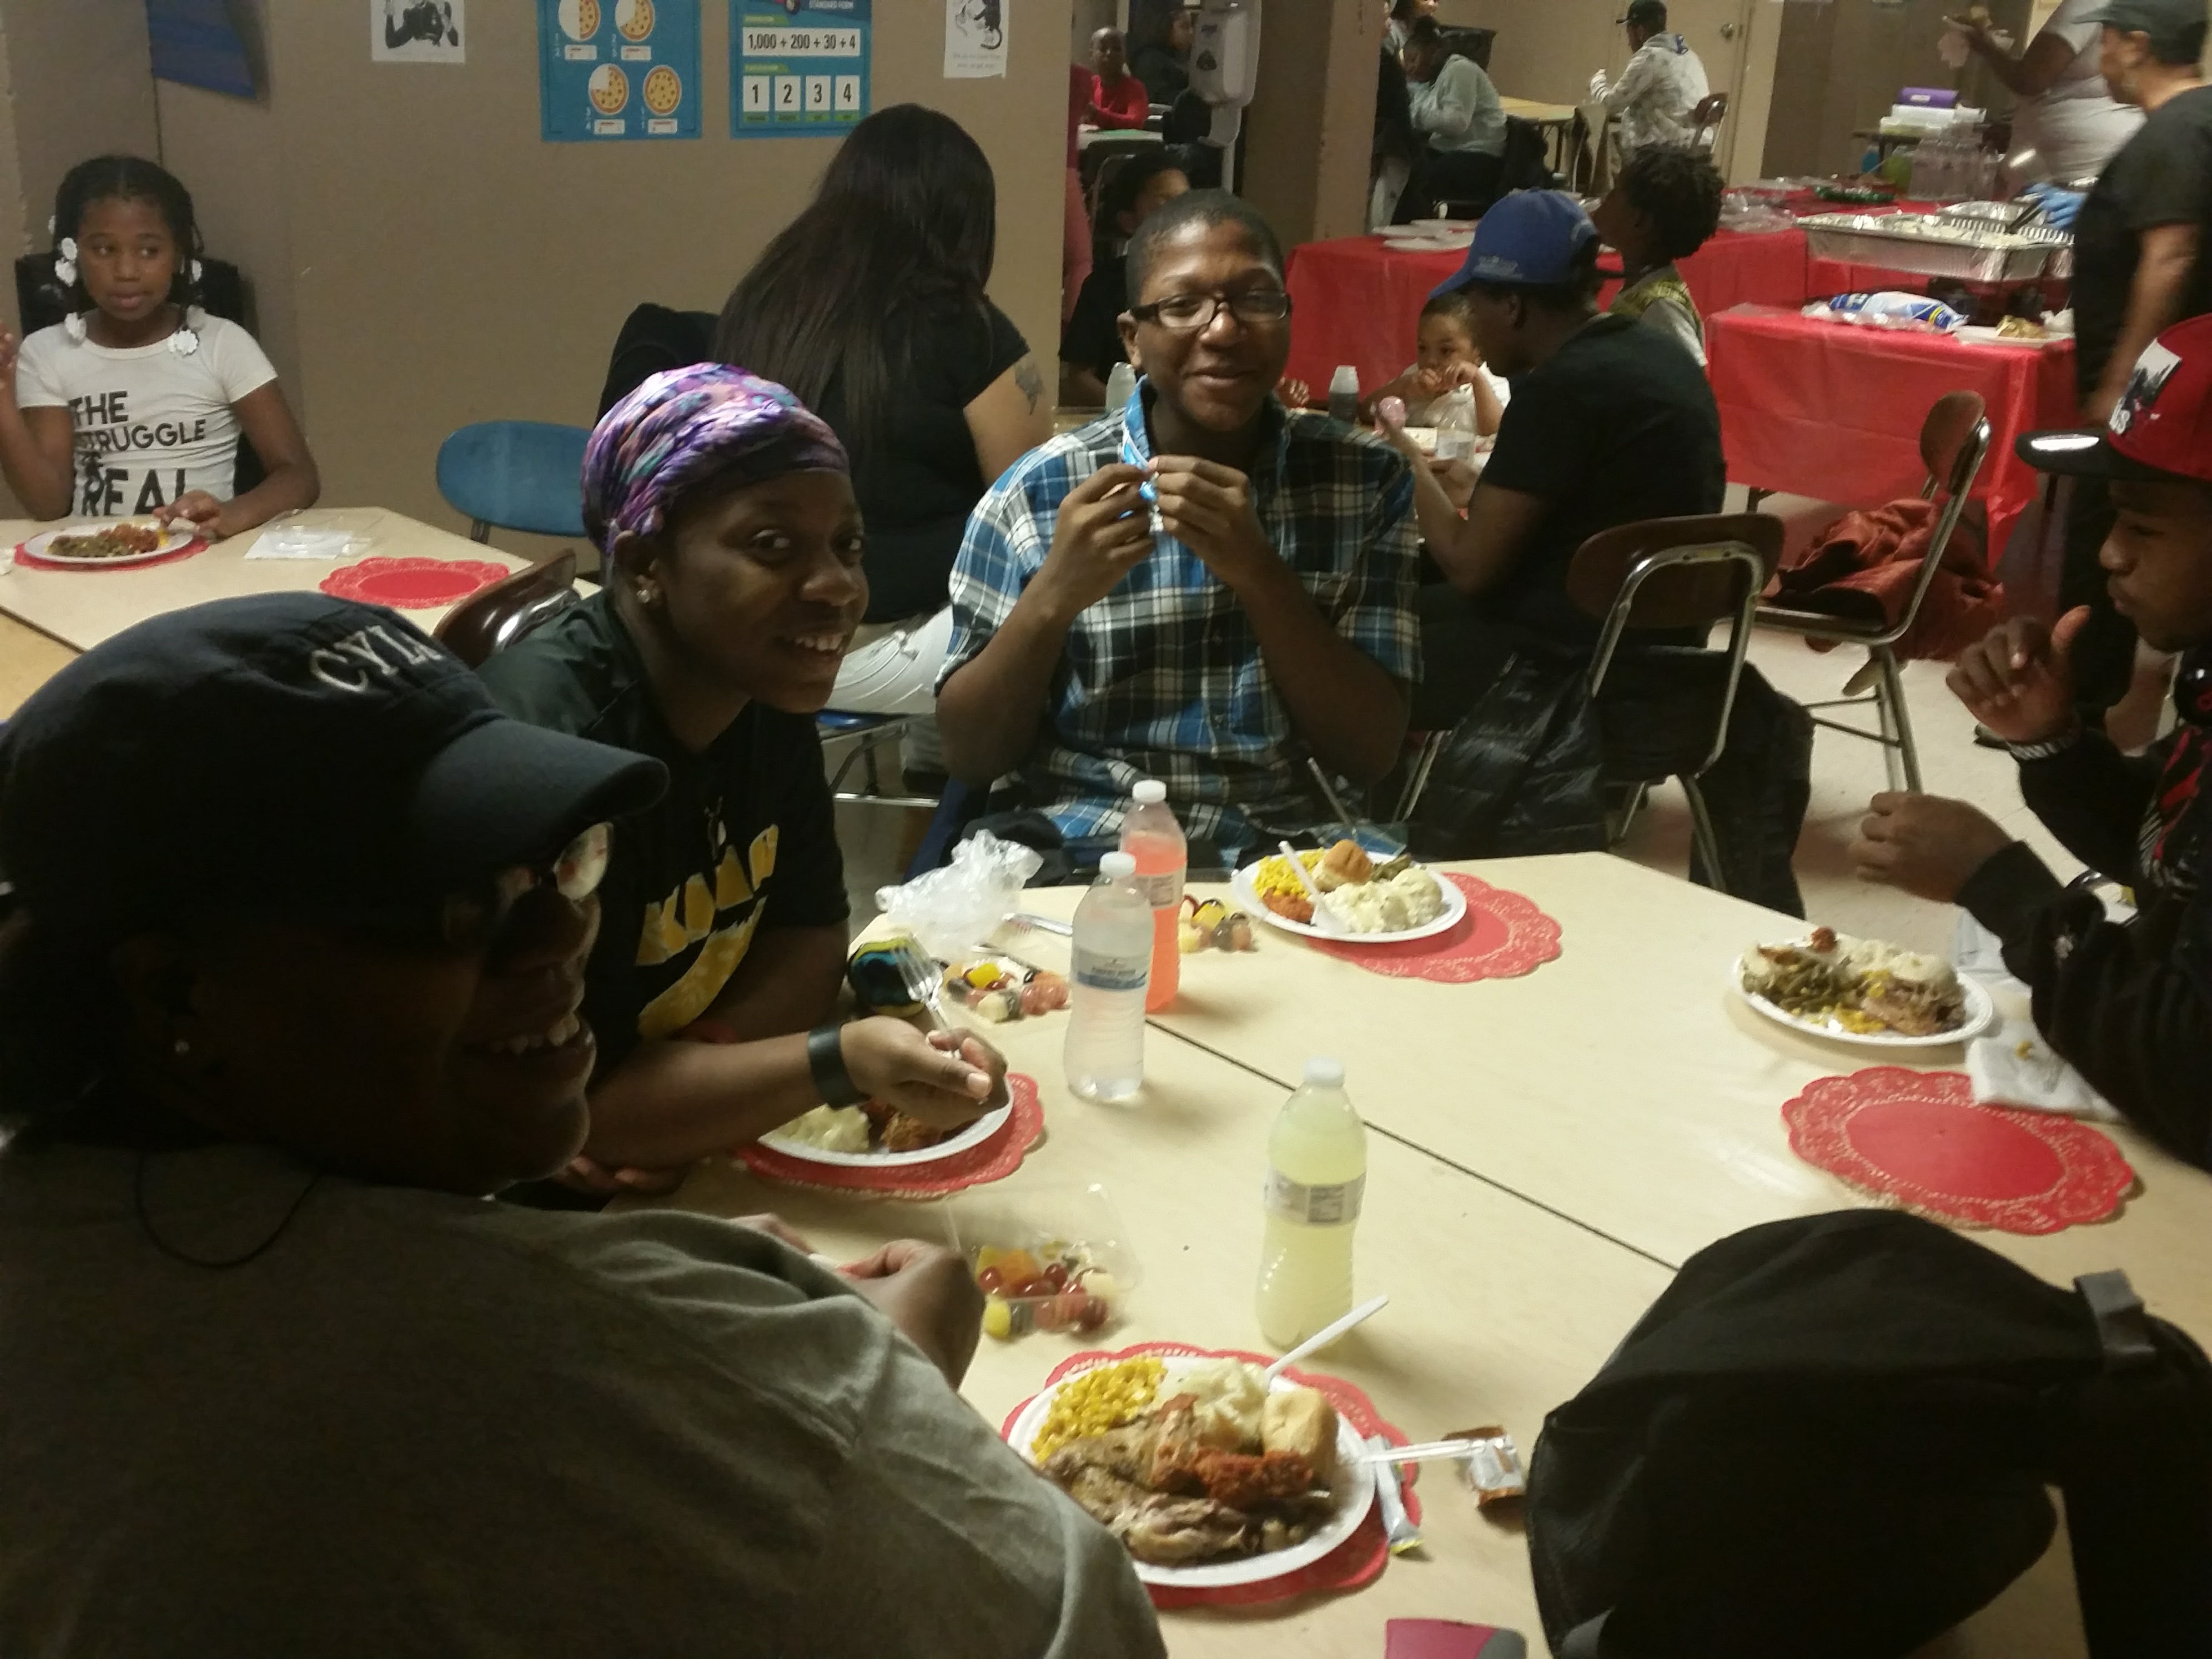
<box><xmin>807</xmin><ymin>1023</ymin><xmax>865</xmax><ymax>1107</ymax></box>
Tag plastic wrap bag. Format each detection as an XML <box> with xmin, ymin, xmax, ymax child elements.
<box><xmin>874</xmin><ymin>830</ymin><xmax>1044</xmax><ymax>959</ymax></box>
<box><xmin>1802</xmin><ymin>291</ymin><xmax>1965</xmax><ymax>333</ymax></box>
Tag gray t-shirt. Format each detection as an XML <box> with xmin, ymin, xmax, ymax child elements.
<box><xmin>0</xmin><ymin>1140</ymin><xmax>1164</xmax><ymax>1658</ymax></box>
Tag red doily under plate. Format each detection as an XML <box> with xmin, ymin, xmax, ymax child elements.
<box><xmin>318</xmin><ymin>556</ymin><xmax>511</xmax><ymax>610</ymax></box>
<box><xmin>1310</xmin><ymin>872</ymin><xmax>1562</xmax><ymax>984</ymax></box>
<box><xmin>739</xmin><ymin>1071</ymin><xmax>1045</xmax><ymax>1198</ymax></box>
<box><xmin>1001</xmin><ymin>1340</ymin><xmax>1419</xmax><ymax>1610</ymax></box>
<box><xmin>1783</xmin><ymin>1067</ymin><xmax>2136</xmax><ymax>1234</ymax></box>
<box><xmin>12</xmin><ymin>537</ymin><xmax>204</xmax><ymax>572</ymax></box>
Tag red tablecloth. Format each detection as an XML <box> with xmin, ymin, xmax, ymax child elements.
<box><xmin>1283</xmin><ymin>228</ymin><xmax>1813</xmax><ymax>397</ymax></box>
<box><xmin>1706</xmin><ymin>304</ymin><xmax>2078</xmax><ymax>561</ymax></box>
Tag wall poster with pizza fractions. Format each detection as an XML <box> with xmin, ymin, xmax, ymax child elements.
<box><xmin>539</xmin><ymin>0</ymin><xmax>701</xmax><ymax>140</ymax></box>
<box><xmin>731</xmin><ymin>0</ymin><xmax>871</xmax><ymax>139</ymax></box>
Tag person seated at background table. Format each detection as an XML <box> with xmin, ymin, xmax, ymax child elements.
<box><xmin>1384</xmin><ymin>0</ymin><xmax>1437</xmax><ymax>55</ymax></box>
<box><xmin>1131</xmin><ymin>7</ymin><xmax>1194</xmax><ymax>105</ymax></box>
<box><xmin>1590</xmin><ymin>0</ymin><xmax>1710</xmax><ymax>158</ymax></box>
<box><xmin>937</xmin><ymin>189</ymin><xmax>1421</xmax><ymax>866</ymax></box>
<box><xmin>1951</xmin><ymin>0</ymin><xmax>2143</xmax><ymax>185</ymax></box>
<box><xmin>0</xmin><ymin>155</ymin><xmax>319</xmax><ymax>539</ymax></box>
<box><xmin>1590</xmin><ymin>143</ymin><xmax>1725</xmax><ymax>369</ymax></box>
<box><xmin>1851</xmin><ymin>320</ymin><xmax>2212</xmax><ymax>1170</ymax></box>
<box><xmin>1395</xmin><ymin>18</ymin><xmax>1509</xmax><ymax>224</ymax></box>
<box><xmin>1363</xmin><ymin>287</ymin><xmax>1508</xmax><ymax>438</ymax></box>
<box><xmin>717</xmin><ymin>105</ymin><xmax>1050</xmax><ymax>720</ymax></box>
<box><xmin>2044</xmin><ymin>0</ymin><xmax>2212</xmax><ymax>729</ymax></box>
<box><xmin>0</xmin><ymin>594</ymin><xmax>1164</xmax><ymax>1658</ymax></box>
<box><xmin>1060</xmin><ymin>152</ymin><xmax>1192</xmax><ymax>406</ymax></box>
<box><xmin>1086</xmin><ymin>27</ymin><xmax>1152</xmax><ymax>130</ymax></box>
<box><xmin>480</xmin><ymin>366</ymin><xmax>1006</xmax><ymax>1203</ymax></box>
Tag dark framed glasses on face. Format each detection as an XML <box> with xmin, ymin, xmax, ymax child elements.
<box><xmin>434</xmin><ymin>821</ymin><xmax>613</xmax><ymax>952</ymax></box>
<box><xmin>1129</xmin><ymin>289</ymin><xmax>1293</xmax><ymax>331</ymax></box>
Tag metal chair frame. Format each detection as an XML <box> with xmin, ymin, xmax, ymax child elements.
<box><xmin>1754</xmin><ymin>393</ymin><xmax>1993</xmax><ymax>793</ymax></box>
<box><xmin>1584</xmin><ymin>537</ymin><xmax>1772</xmax><ymax>889</ymax></box>
<box><xmin>821</xmin><ymin>715</ymin><xmax>938</xmax><ymax>811</ymax></box>
<box><xmin>1688</xmin><ymin>91</ymin><xmax>1730</xmax><ymax>157</ymax></box>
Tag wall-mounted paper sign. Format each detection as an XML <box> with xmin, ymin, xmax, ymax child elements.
<box><xmin>374</xmin><ymin>0</ymin><xmax>466</xmax><ymax>62</ymax></box>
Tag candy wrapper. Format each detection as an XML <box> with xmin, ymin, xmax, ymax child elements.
<box><xmin>1446</xmin><ymin>1426</ymin><xmax>1527</xmax><ymax>1509</ymax></box>
<box><xmin>875</xmin><ymin>831</ymin><xmax>1044</xmax><ymax>961</ymax></box>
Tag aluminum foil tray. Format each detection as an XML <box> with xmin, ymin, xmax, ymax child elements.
<box><xmin>1799</xmin><ymin>212</ymin><xmax>2058</xmax><ymax>283</ymax></box>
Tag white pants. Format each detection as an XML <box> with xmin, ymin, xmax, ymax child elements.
<box><xmin>828</xmin><ymin>607</ymin><xmax>954</xmax><ymax>716</ymax></box>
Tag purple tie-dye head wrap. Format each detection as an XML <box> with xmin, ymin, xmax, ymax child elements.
<box><xmin>581</xmin><ymin>364</ymin><xmax>849</xmax><ymax>554</ymax></box>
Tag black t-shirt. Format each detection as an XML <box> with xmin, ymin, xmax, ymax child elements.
<box><xmin>2072</xmin><ymin>85</ymin><xmax>2212</xmax><ymax>400</ymax></box>
<box><xmin>1060</xmin><ymin>255</ymin><xmax>1130</xmax><ymax>383</ymax></box>
<box><xmin>1477</xmin><ymin>313</ymin><xmax>1726</xmax><ymax>645</ymax></box>
<box><xmin>1131</xmin><ymin>43</ymin><xmax>1188</xmax><ymax>104</ymax></box>
<box><xmin>476</xmin><ymin>593</ymin><xmax>850</xmax><ymax>1075</ymax></box>
<box><xmin>811</xmin><ymin>296</ymin><xmax>1029</xmax><ymax>622</ymax></box>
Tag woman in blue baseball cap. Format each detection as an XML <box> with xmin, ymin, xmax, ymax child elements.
<box><xmin>0</xmin><ymin>594</ymin><xmax>1161</xmax><ymax>1658</ymax></box>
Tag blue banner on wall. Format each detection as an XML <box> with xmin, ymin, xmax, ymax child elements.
<box><xmin>146</xmin><ymin>0</ymin><xmax>257</xmax><ymax>97</ymax></box>
<box><xmin>539</xmin><ymin>0</ymin><xmax>702</xmax><ymax>141</ymax></box>
<box><xmin>731</xmin><ymin>0</ymin><xmax>871</xmax><ymax>138</ymax></box>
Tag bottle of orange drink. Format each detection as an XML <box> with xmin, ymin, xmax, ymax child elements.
<box><xmin>1118</xmin><ymin>780</ymin><xmax>1185</xmax><ymax>1012</ymax></box>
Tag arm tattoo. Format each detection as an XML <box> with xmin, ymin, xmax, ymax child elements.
<box><xmin>1015</xmin><ymin>358</ymin><xmax>1045</xmax><ymax>414</ymax></box>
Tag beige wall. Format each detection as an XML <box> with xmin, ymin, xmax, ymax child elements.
<box><xmin>1244</xmin><ymin>0</ymin><xmax>1379</xmax><ymax>246</ymax></box>
<box><xmin>152</xmin><ymin>0</ymin><xmax>1073</xmax><ymax>550</ymax></box>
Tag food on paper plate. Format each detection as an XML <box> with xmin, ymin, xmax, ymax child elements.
<box><xmin>1250</xmin><ymin>842</ymin><xmax>1449</xmax><ymax>934</ymax></box>
<box><xmin>1034</xmin><ymin>1360</ymin><xmax>1344</xmax><ymax>1565</ymax></box>
<box><xmin>766</xmin><ymin>1097</ymin><xmax>976</xmax><ymax>1158</ymax></box>
<box><xmin>1994</xmin><ymin>314</ymin><xmax>2050</xmax><ymax>341</ymax></box>
<box><xmin>44</xmin><ymin>522</ymin><xmax>164</xmax><ymax>561</ymax></box>
<box><xmin>943</xmin><ymin>957</ymin><xmax>1070</xmax><ymax>1023</ymax></box>
<box><xmin>1741</xmin><ymin>924</ymin><xmax>1969</xmax><ymax>1037</ymax></box>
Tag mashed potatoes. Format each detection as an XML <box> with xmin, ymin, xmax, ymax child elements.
<box><xmin>768</xmin><ymin>1104</ymin><xmax>872</xmax><ymax>1154</ymax></box>
<box><xmin>1320</xmin><ymin>866</ymin><xmax>1447</xmax><ymax>934</ymax></box>
<box><xmin>1179</xmin><ymin>1357</ymin><xmax>1270</xmax><ymax>1450</ymax></box>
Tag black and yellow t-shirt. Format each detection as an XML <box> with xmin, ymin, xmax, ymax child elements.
<box><xmin>477</xmin><ymin>593</ymin><xmax>849</xmax><ymax>1073</ymax></box>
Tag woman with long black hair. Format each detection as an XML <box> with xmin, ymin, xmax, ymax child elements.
<box><xmin>716</xmin><ymin>104</ymin><xmax>1051</xmax><ymax>716</ymax></box>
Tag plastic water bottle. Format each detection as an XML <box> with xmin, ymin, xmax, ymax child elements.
<box><xmin>1119</xmin><ymin>779</ymin><xmax>1187</xmax><ymax>1012</ymax></box>
<box><xmin>1328</xmin><ymin>364</ymin><xmax>1360</xmax><ymax>423</ymax></box>
<box><xmin>1255</xmin><ymin>1058</ymin><xmax>1368</xmax><ymax>1349</ymax></box>
<box><xmin>1104</xmin><ymin>360</ymin><xmax>1138</xmax><ymax>412</ymax></box>
<box><xmin>1064</xmin><ymin>851</ymin><xmax>1150</xmax><ymax>1103</ymax></box>
<box><xmin>1432</xmin><ymin>384</ymin><xmax>1477</xmax><ymax>462</ymax></box>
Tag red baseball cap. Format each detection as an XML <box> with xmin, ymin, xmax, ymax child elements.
<box><xmin>2017</xmin><ymin>314</ymin><xmax>2212</xmax><ymax>485</ymax></box>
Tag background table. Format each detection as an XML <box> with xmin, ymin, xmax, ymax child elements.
<box><xmin>0</xmin><ymin>507</ymin><xmax>546</xmax><ymax>656</ymax></box>
<box><xmin>1283</xmin><ymin>229</ymin><xmax>1812</xmax><ymax>398</ymax></box>
<box><xmin>1706</xmin><ymin>304</ymin><xmax>2078</xmax><ymax>561</ymax></box>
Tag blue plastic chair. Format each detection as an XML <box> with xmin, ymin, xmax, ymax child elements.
<box><xmin>435</xmin><ymin>420</ymin><xmax>590</xmax><ymax>542</ymax></box>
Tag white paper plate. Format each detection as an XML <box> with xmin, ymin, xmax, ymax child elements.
<box><xmin>758</xmin><ymin>1100</ymin><xmax>1011</xmax><ymax>1168</ymax></box>
<box><xmin>1409</xmin><ymin>217</ymin><xmax>1476</xmax><ymax>234</ymax></box>
<box><xmin>1006</xmin><ymin>1355</ymin><xmax>1376</xmax><ymax>1590</ymax></box>
<box><xmin>1956</xmin><ymin>325</ymin><xmax>2064</xmax><ymax>349</ymax></box>
<box><xmin>1732</xmin><ymin>951</ymin><xmax>1997</xmax><ymax>1049</ymax></box>
<box><xmin>1382</xmin><ymin>235</ymin><xmax>1472</xmax><ymax>253</ymax></box>
<box><xmin>1232</xmin><ymin>861</ymin><xmax>1467</xmax><ymax>946</ymax></box>
<box><xmin>19</xmin><ymin>522</ymin><xmax>196</xmax><ymax>566</ymax></box>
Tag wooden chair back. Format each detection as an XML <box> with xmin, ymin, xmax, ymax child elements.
<box><xmin>432</xmin><ymin>551</ymin><xmax>580</xmax><ymax>668</ymax></box>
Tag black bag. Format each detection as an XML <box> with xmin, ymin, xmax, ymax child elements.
<box><xmin>1526</xmin><ymin>1211</ymin><xmax>2212</xmax><ymax>1658</ymax></box>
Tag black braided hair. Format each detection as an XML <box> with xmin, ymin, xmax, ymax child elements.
<box><xmin>51</xmin><ymin>155</ymin><xmax>207</xmax><ymax>318</ymax></box>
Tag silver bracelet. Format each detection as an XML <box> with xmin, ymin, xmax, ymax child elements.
<box><xmin>2007</xmin><ymin>725</ymin><xmax>2085</xmax><ymax>762</ymax></box>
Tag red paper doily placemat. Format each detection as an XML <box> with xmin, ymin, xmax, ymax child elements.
<box><xmin>1310</xmin><ymin>872</ymin><xmax>1562</xmax><ymax>984</ymax></box>
<box><xmin>1783</xmin><ymin>1067</ymin><xmax>2136</xmax><ymax>1234</ymax></box>
<box><xmin>1001</xmin><ymin>1340</ymin><xmax>1419</xmax><ymax>1610</ymax></box>
<box><xmin>740</xmin><ymin>1071</ymin><xmax>1045</xmax><ymax>1198</ymax></box>
<box><xmin>319</xmin><ymin>556</ymin><xmax>510</xmax><ymax>610</ymax></box>
<box><xmin>12</xmin><ymin>536</ymin><xmax>205</xmax><ymax>572</ymax></box>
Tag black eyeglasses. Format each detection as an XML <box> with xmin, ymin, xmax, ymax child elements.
<box><xmin>326</xmin><ymin>822</ymin><xmax>614</xmax><ymax>952</ymax></box>
<box><xmin>1129</xmin><ymin>289</ymin><xmax>1294</xmax><ymax>331</ymax></box>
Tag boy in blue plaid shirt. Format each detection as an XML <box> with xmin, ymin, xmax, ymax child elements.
<box><xmin>936</xmin><ymin>192</ymin><xmax>1422</xmax><ymax>857</ymax></box>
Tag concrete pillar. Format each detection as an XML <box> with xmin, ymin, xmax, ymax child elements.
<box><xmin>1241</xmin><ymin>0</ymin><xmax>1380</xmax><ymax>249</ymax></box>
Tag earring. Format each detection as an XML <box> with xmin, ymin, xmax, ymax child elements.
<box><xmin>189</xmin><ymin>258</ymin><xmax>203</xmax><ymax>283</ymax></box>
<box><xmin>53</xmin><ymin>236</ymin><xmax>77</xmax><ymax>287</ymax></box>
<box><xmin>173</xmin><ymin>1038</ymin><xmax>191</xmax><ymax>1056</ymax></box>
<box><xmin>63</xmin><ymin>313</ymin><xmax>87</xmax><ymax>343</ymax></box>
<box><xmin>634</xmin><ymin>584</ymin><xmax>656</xmax><ymax>606</ymax></box>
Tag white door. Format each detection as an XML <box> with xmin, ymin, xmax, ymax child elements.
<box><xmin>1607</xmin><ymin>0</ymin><xmax>1754</xmax><ymax>173</ymax></box>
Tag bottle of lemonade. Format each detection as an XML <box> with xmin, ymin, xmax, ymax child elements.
<box><xmin>1119</xmin><ymin>779</ymin><xmax>1185</xmax><ymax>1012</ymax></box>
<box><xmin>1255</xmin><ymin>1058</ymin><xmax>1368</xmax><ymax>1349</ymax></box>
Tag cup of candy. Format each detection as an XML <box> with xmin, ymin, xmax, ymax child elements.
<box><xmin>941</xmin><ymin>1181</ymin><xmax>1142</xmax><ymax>1341</ymax></box>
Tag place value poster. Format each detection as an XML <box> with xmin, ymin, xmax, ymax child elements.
<box><xmin>731</xmin><ymin>0</ymin><xmax>872</xmax><ymax>138</ymax></box>
<box><xmin>539</xmin><ymin>0</ymin><xmax>702</xmax><ymax>141</ymax></box>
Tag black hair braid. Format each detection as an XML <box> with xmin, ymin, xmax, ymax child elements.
<box><xmin>51</xmin><ymin>155</ymin><xmax>208</xmax><ymax>319</ymax></box>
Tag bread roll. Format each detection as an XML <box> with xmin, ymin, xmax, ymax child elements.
<box><xmin>1260</xmin><ymin>1387</ymin><xmax>1338</xmax><ymax>1487</ymax></box>
<box><xmin>1316</xmin><ymin>839</ymin><xmax>1372</xmax><ymax>892</ymax></box>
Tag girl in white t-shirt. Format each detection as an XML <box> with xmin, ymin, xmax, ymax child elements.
<box><xmin>0</xmin><ymin>156</ymin><xmax>319</xmax><ymax>535</ymax></box>
<box><xmin>1362</xmin><ymin>288</ymin><xmax>1509</xmax><ymax>435</ymax></box>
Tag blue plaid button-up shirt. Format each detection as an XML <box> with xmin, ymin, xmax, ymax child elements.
<box><xmin>939</xmin><ymin>389</ymin><xmax>1421</xmax><ymax>845</ymax></box>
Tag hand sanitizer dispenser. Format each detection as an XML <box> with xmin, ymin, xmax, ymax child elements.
<box><xmin>1190</xmin><ymin>0</ymin><xmax>1261</xmax><ymax>188</ymax></box>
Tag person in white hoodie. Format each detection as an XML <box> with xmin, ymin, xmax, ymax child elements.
<box><xmin>1591</xmin><ymin>0</ymin><xmax>1711</xmax><ymax>157</ymax></box>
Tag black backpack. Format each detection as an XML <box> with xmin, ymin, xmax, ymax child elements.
<box><xmin>1526</xmin><ymin>1211</ymin><xmax>2212</xmax><ymax>1658</ymax></box>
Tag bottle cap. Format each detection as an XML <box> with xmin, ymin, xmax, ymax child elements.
<box><xmin>1099</xmin><ymin>851</ymin><xmax>1138</xmax><ymax>879</ymax></box>
<box><xmin>1132</xmin><ymin>780</ymin><xmax>1167</xmax><ymax>805</ymax></box>
<box><xmin>1330</xmin><ymin>364</ymin><xmax>1359</xmax><ymax>389</ymax></box>
<box><xmin>1303</xmin><ymin>1057</ymin><xmax>1346</xmax><ymax>1088</ymax></box>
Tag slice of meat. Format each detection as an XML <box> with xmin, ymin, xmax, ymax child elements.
<box><xmin>1118</xmin><ymin>1494</ymin><xmax>1253</xmax><ymax>1565</ymax></box>
<box><xmin>1043</xmin><ymin>1419</ymin><xmax>1161</xmax><ymax>1489</ymax></box>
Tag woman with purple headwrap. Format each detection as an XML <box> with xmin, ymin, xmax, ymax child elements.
<box><xmin>480</xmin><ymin>365</ymin><xmax>1006</xmax><ymax>1204</ymax></box>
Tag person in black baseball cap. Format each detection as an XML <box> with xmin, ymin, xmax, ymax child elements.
<box><xmin>0</xmin><ymin>594</ymin><xmax>1168</xmax><ymax>1656</ymax></box>
<box><xmin>1852</xmin><ymin>319</ymin><xmax>2212</xmax><ymax>1170</ymax></box>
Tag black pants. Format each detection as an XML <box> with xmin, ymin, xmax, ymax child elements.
<box><xmin>1395</xmin><ymin>149</ymin><xmax>1505</xmax><ymax>222</ymax></box>
<box><xmin>1410</xmin><ymin>584</ymin><xmax>1520</xmax><ymax>730</ymax></box>
<box><xmin>2058</xmin><ymin>475</ymin><xmax>2138</xmax><ymax>717</ymax></box>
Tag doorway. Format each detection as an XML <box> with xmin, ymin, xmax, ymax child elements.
<box><xmin>1603</xmin><ymin>0</ymin><xmax>1756</xmax><ymax>175</ymax></box>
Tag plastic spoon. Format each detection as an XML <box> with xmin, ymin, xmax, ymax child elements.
<box><xmin>1263</xmin><ymin>1293</ymin><xmax>1388</xmax><ymax>1383</ymax></box>
<box><xmin>1278</xmin><ymin>839</ymin><xmax>1343</xmax><ymax>936</ymax></box>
